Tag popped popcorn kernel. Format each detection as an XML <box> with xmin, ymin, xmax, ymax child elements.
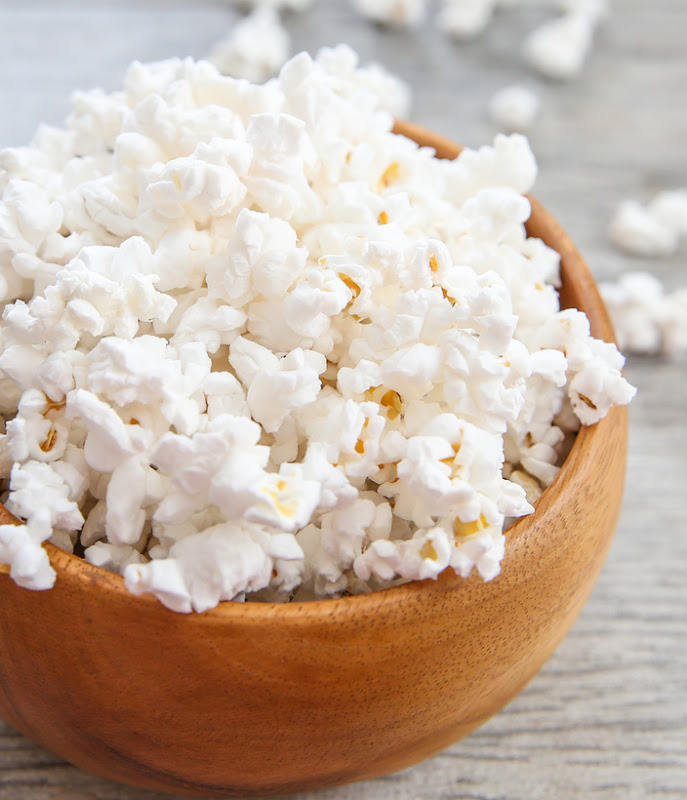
<box><xmin>522</xmin><ymin>12</ymin><xmax>597</xmax><ymax>81</ymax></box>
<box><xmin>600</xmin><ymin>271</ymin><xmax>687</xmax><ymax>359</ymax></box>
<box><xmin>351</xmin><ymin>0</ymin><xmax>427</xmax><ymax>28</ymax></box>
<box><xmin>488</xmin><ymin>85</ymin><xmax>540</xmax><ymax>133</ymax></box>
<box><xmin>209</xmin><ymin>8</ymin><xmax>291</xmax><ymax>84</ymax></box>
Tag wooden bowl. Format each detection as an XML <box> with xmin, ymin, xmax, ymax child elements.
<box><xmin>0</xmin><ymin>122</ymin><xmax>628</xmax><ymax>798</ymax></box>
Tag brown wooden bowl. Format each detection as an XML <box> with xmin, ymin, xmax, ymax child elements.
<box><xmin>0</xmin><ymin>122</ymin><xmax>628</xmax><ymax>798</ymax></box>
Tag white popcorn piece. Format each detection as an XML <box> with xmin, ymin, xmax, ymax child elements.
<box><xmin>600</xmin><ymin>272</ymin><xmax>687</xmax><ymax>359</ymax></box>
<box><xmin>488</xmin><ymin>85</ymin><xmax>540</xmax><ymax>133</ymax></box>
<box><xmin>535</xmin><ymin>309</ymin><xmax>636</xmax><ymax>425</ymax></box>
<box><xmin>244</xmin><ymin>113</ymin><xmax>322</xmax><ymax>224</ymax></box>
<box><xmin>140</xmin><ymin>139</ymin><xmax>250</xmax><ymax>224</ymax></box>
<box><xmin>125</xmin><ymin>522</ymin><xmax>299</xmax><ymax>613</ymax></box>
<box><xmin>207</xmin><ymin>208</ymin><xmax>307</xmax><ymax>308</ymax></box>
<box><xmin>230</xmin><ymin>337</ymin><xmax>326</xmax><ymax>432</ymax></box>
<box><xmin>65</xmin><ymin>388</ymin><xmax>149</xmax><ymax>472</ymax></box>
<box><xmin>647</xmin><ymin>190</ymin><xmax>687</xmax><ymax>237</ymax></box>
<box><xmin>609</xmin><ymin>199</ymin><xmax>678</xmax><ymax>258</ymax></box>
<box><xmin>351</xmin><ymin>0</ymin><xmax>427</xmax><ymax>28</ymax></box>
<box><xmin>0</xmin><ymin>344</ymin><xmax>45</xmax><ymax>392</ymax></box>
<box><xmin>6</xmin><ymin>461</ymin><xmax>84</xmax><ymax>532</ymax></box>
<box><xmin>242</xmin><ymin>463</ymin><xmax>321</xmax><ymax>532</ymax></box>
<box><xmin>609</xmin><ymin>188</ymin><xmax>687</xmax><ymax>260</ymax></box>
<box><xmin>170</xmin><ymin>296</ymin><xmax>247</xmax><ymax>354</ymax></box>
<box><xmin>522</xmin><ymin>13</ymin><xmax>596</xmax><ymax>81</ymax></box>
<box><xmin>447</xmin><ymin>134</ymin><xmax>538</xmax><ymax>204</ymax></box>
<box><xmin>5</xmin><ymin>388</ymin><xmax>69</xmax><ymax>464</ymax></box>
<box><xmin>451</xmin><ymin>529</ymin><xmax>505</xmax><ymax>581</ymax></box>
<box><xmin>437</xmin><ymin>0</ymin><xmax>495</xmax><ymax>40</ymax></box>
<box><xmin>283</xmin><ymin>269</ymin><xmax>352</xmax><ymax>342</ymax></box>
<box><xmin>210</xmin><ymin>8</ymin><xmax>290</xmax><ymax>84</ymax></box>
<box><xmin>203</xmin><ymin>371</ymin><xmax>251</xmax><ymax>420</ymax></box>
<box><xmin>81</xmin><ymin>500</ymin><xmax>108</xmax><ymax>547</ymax></box>
<box><xmin>84</xmin><ymin>541</ymin><xmax>147</xmax><ymax>574</ymax></box>
<box><xmin>105</xmin><ymin>455</ymin><xmax>151</xmax><ymax>546</ymax></box>
<box><xmin>124</xmin><ymin>557</ymin><xmax>193</xmax><ymax>613</ymax></box>
<box><xmin>0</xmin><ymin>517</ymin><xmax>56</xmax><ymax>590</ymax></box>
<box><xmin>299</xmin><ymin>443</ymin><xmax>358</xmax><ymax>510</ymax></box>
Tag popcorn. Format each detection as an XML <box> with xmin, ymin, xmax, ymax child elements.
<box><xmin>647</xmin><ymin>190</ymin><xmax>687</xmax><ymax>236</ymax></box>
<box><xmin>6</xmin><ymin>461</ymin><xmax>84</xmax><ymax>532</ymax></box>
<box><xmin>351</xmin><ymin>0</ymin><xmax>427</xmax><ymax>28</ymax></box>
<box><xmin>0</xmin><ymin>49</ymin><xmax>635</xmax><ymax>608</ymax></box>
<box><xmin>600</xmin><ymin>272</ymin><xmax>687</xmax><ymax>359</ymax></box>
<box><xmin>230</xmin><ymin>338</ymin><xmax>327</xmax><ymax>433</ymax></box>
<box><xmin>210</xmin><ymin>8</ymin><xmax>291</xmax><ymax>84</ymax></box>
<box><xmin>124</xmin><ymin>522</ymin><xmax>303</xmax><ymax>613</ymax></box>
<box><xmin>609</xmin><ymin>200</ymin><xmax>678</xmax><ymax>258</ymax></box>
<box><xmin>610</xmin><ymin>190</ymin><xmax>687</xmax><ymax>258</ymax></box>
<box><xmin>488</xmin><ymin>85</ymin><xmax>540</xmax><ymax>132</ymax></box>
<box><xmin>0</xmin><ymin>517</ymin><xmax>56</xmax><ymax>591</ymax></box>
<box><xmin>534</xmin><ymin>309</ymin><xmax>636</xmax><ymax>425</ymax></box>
<box><xmin>84</xmin><ymin>541</ymin><xmax>147</xmax><ymax>574</ymax></box>
<box><xmin>207</xmin><ymin>208</ymin><xmax>307</xmax><ymax>308</ymax></box>
<box><xmin>522</xmin><ymin>12</ymin><xmax>596</xmax><ymax>80</ymax></box>
<box><xmin>437</xmin><ymin>0</ymin><xmax>496</xmax><ymax>40</ymax></box>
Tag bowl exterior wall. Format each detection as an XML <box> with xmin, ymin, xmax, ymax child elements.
<box><xmin>0</xmin><ymin>124</ymin><xmax>629</xmax><ymax>796</ymax></box>
<box><xmin>0</xmin><ymin>404</ymin><xmax>627</xmax><ymax>797</ymax></box>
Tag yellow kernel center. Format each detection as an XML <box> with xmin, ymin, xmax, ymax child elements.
<box><xmin>380</xmin><ymin>389</ymin><xmax>402</xmax><ymax>421</ymax></box>
<box><xmin>378</xmin><ymin>161</ymin><xmax>401</xmax><ymax>190</ymax></box>
<box><xmin>39</xmin><ymin>424</ymin><xmax>58</xmax><ymax>453</ymax></box>
<box><xmin>453</xmin><ymin>514</ymin><xmax>488</xmax><ymax>539</ymax></box>
<box><xmin>419</xmin><ymin>540</ymin><xmax>438</xmax><ymax>561</ymax></box>
<box><xmin>338</xmin><ymin>272</ymin><xmax>361</xmax><ymax>299</ymax></box>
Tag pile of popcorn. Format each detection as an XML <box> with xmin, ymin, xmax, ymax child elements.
<box><xmin>0</xmin><ymin>46</ymin><xmax>635</xmax><ymax>612</ymax></box>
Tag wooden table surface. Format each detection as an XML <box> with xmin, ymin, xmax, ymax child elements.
<box><xmin>0</xmin><ymin>1</ymin><xmax>685</xmax><ymax>799</ymax></box>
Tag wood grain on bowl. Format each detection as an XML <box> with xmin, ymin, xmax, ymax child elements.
<box><xmin>0</xmin><ymin>124</ymin><xmax>628</xmax><ymax>797</ymax></box>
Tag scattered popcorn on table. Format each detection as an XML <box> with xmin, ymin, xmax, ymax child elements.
<box><xmin>488</xmin><ymin>84</ymin><xmax>540</xmax><ymax>132</ymax></box>
<box><xmin>647</xmin><ymin>190</ymin><xmax>687</xmax><ymax>237</ymax></box>
<box><xmin>600</xmin><ymin>272</ymin><xmax>687</xmax><ymax>359</ymax></box>
<box><xmin>522</xmin><ymin>10</ymin><xmax>599</xmax><ymax>80</ymax></box>
<box><xmin>609</xmin><ymin>200</ymin><xmax>678</xmax><ymax>258</ymax></box>
<box><xmin>351</xmin><ymin>0</ymin><xmax>427</xmax><ymax>28</ymax></box>
<box><xmin>609</xmin><ymin>190</ymin><xmax>687</xmax><ymax>258</ymax></box>
<box><xmin>0</xmin><ymin>46</ymin><xmax>635</xmax><ymax>611</ymax></box>
<box><xmin>209</xmin><ymin>8</ymin><xmax>291</xmax><ymax>83</ymax></box>
<box><xmin>437</xmin><ymin>0</ymin><xmax>495</xmax><ymax>40</ymax></box>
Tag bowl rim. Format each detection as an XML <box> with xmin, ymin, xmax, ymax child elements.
<box><xmin>0</xmin><ymin>121</ymin><xmax>618</xmax><ymax>618</ymax></box>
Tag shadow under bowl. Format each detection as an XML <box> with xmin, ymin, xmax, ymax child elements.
<box><xmin>0</xmin><ymin>122</ymin><xmax>628</xmax><ymax>798</ymax></box>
